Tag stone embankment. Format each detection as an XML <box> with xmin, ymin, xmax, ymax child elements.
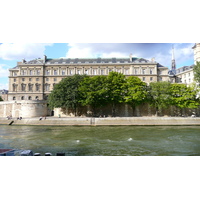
<box><xmin>1</xmin><ymin>117</ymin><xmax>200</xmax><ymax>126</ymax></box>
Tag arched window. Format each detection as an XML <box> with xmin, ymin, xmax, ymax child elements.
<box><xmin>13</xmin><ymin>96</ymin><xmax>16</xmax><ymax>100</ymax></box>
<box><xmin>35</xmin><ymin>96</ymin><xmax>39</xmax><ymax>100</ymax></box>
<box><xmin>21</xmin><ymin>96</ymin><xmax>25</xmax><ymax>100</ymax></box>
<box><xmin>28</xmin><ymin>96</ymin><xmax>32</xmax><ymax>100</ymax></box>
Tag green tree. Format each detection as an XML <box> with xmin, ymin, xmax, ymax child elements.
<box><xmin>170</xmin><ymin>83</ymin><xmax>200</xmax><ymax>110</ymax></box>
<box><xmin>104</xmin><ymin>72</ymin><xmax>127</xmax><ymax>116</ymax></box>
<box><xmin>124</xmin><ymin>76</ymin><xmax>148</xmax><ymax>112</ymax></box>
<box><xmin>193</xmin><ymin>61</ymin><xmax>200</xmax><ymax>84</ymax></box>
<box><xmin>79</xmin><ymin>75</ymin><xmax>108</xmax><ymax>116</ymax></box>
<box><xmin>0</xmin><ymin>96</ymin><xmax>3</xmax><ymax>101</ymax></box>
<box><xmin>148</xmin><ymin>81</ymin><xmax>171</xmax><ymax>116</ymax></box>
<box><xmin>48</xmin><ymin>74</ymin><xmax>86</xmax><ymax>116</ymax></box>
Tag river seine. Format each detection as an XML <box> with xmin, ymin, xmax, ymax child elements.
<box><xmin>0</xmin><ymin>125</ymin><xmax>200</xmax><ymax>156</ymax></box>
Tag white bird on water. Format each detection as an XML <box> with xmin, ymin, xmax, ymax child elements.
<box><xmin>76</xmin><ymin>140</ymin><xmax>80</xmax><ymax>143</ymax></box>
<box><xmin>128</xmin><ymin>138</ymin><xmax>133</xmax><ymax>141</ymax></box>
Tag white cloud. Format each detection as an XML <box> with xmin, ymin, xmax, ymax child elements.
<box><xmin>0</xmin><ymin>83</ymin><xmax>8</xmax><ymax>90</ymax></box>
<box><xmin>0</xmin><ymin>64</ymin><xmax>9</xmax><ymax>78</ymax></box>
<box><xmin>66</xmin><ymin>43</ymin><xmax>132</xmax><ymax>58</ymax></box>
<box><xmin>0</xmin><ymin>43</ymin><xmax>53</xmax><ymax>60</ymax></box>
<box><xmin>65</xmin><ymin>43</ymin><xmax>194</xmax><ymax>68</ymax></box>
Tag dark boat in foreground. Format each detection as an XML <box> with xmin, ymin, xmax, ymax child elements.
<box><xmin>0</xmin><ymin>149</ymin><xmax>65</xmax><ymax>156</ymax></box>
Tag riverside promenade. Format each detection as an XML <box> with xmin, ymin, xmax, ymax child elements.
<box><xmin>1</xmin><ymin>116</ymin><xmax>200</xmax><ymax>126</ymax></box>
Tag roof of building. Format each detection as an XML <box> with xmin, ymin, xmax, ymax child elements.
<box><xmin>176</xmin><ymin>65</ymin><xmax>194</xmax><ymax>74</ymax></box>
<box><xmin>25</xmin><ymin>57</ymin><xmax>154</xmax><ymax>64</ymax></box>
<box><xmin>10</xmin><ymin>56</ymin><xmax>167</xmax><ymax>69</ymax></box>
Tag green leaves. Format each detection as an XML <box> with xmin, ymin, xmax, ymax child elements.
<box><xmin>170</xmin><ymin>83</ymin><xmax>200</xmax><ymax>109</ymax></box>
<box><xmin>125</xmin><ymin>76</ymin><xmax>148</xmax><ymax>107</ymax></box>
<box><xmin>47</xmin><ymin>73</ymin><xmax>200</xmax><ymax>116</ymax></box>
<box><xmin>48</xmin><ymin>74</ymin><xmax>86</xmax><ymax>115</ymax></box>
<box><xmin>193</xmin><ymin>61</ymin><xmax>200</xmax><ymax>84</ymax></box>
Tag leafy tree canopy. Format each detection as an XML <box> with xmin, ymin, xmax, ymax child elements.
<box><xmin>170</xmin><ymin>83</ymin><xmax>200</xmax><ymax>109</ymax></box>
<box><xmin>148</xmin><ymin>81</ymin><xmax>171</xmax><ymax>115</ymax></box>
<box><xmin>193</xmin><ymin>61</ymin><xmax>200</xmax><ymax>84</ymax></box>
<box><xmin>48</xmin><ymin>74</ymin><xmax>86</xmax><ymax>115</ymax></box>
<box><xmin>124</xmin><ymin>76</ymin><xmax>148</xmax><ymax>107</ymax></box>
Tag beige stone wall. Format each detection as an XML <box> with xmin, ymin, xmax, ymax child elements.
<box><xmin>1</xmin><ymin>100</ymin><xmax>199</xmax><ymax>119</ymax></box>
<box><xmin>53</xmin><ymin>103</ymin><xmax>200</xmax><ymax>118</ymax></box>
<box><xmin>0</xmin><ymin>100</ymin><xmax>48</xmax><ymax>118</ymax></box>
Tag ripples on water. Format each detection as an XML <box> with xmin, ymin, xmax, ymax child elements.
<box><xmin>0</xmin><ymin>125</ymin><xmax>200</xmax><ymax>156</ymax></box>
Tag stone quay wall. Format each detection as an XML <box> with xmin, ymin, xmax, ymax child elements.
<box><xmin>1</xmin><ymin>117</ymin><xmax>200</xmax><ymax>126</ymax></box>
<box><xmin>1</xmin><ymin>100</ymin><xmax>200</xmax><ymax>119</ymax></box>
<box><xmin>0</xmin><ymin>100</ymin><xmax>48</xmax><ymax>118</ymax></box>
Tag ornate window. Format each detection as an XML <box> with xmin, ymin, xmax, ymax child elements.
<box><xmin>21</xmin><ymin>84</ymin><xmax>26</xmax><ymax>91</ymax></box>
<box><xmin>45</xmin><ymin>84</ymin><xmax>50</xmax><ymax>91</ymax></box>
<box><xmin>46</xmin><ymin>70</ymin><xmax>50</xmax><ymax>75</ymax></box>
<box><xmin>28</xmin><ymin>96</ymin><xmax>32</xmax><ymax>100</ymax></box>
<box><xmin>35</xmin><ymin>83</ymin><xmax>40</xmax><ymax>91</ymax></box>
<box><xmin>28</xmin><ymin>83</ymin><xmax>33</xmax><ymax>92</ymax></box>
<box><xmin>62</xmin><ymin>70</ymin><xmax>65</xmax><ymax>75</ymax></box>
<box><xmin>93</xmin><ymin>69</ymin><xmax>97</xmax><ymax>75</ymax></box>
<box><xmin>54</xmin><ymin>70</ymin><xmax>58</xmax><ymax>75</ymax></box>
<box><xmin>21</xmin><ymin>96</ymin><xmax>25</xmax><ymax>100</ymax></box>
<box><xmin>36</xmin><ymin>69</ymin><xmax>40</xmax><ymax>75</ymax></box>
<box><xmin>13</xmin><ymin>84</ymin><xmax>18</xmax><ymax>92</ymax></box>
<box><xmin>125</xmin><ymin>69</ymin><xmax>129</xmax><ymax>75</ymax></box>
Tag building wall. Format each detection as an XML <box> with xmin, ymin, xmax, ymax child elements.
<box><xmin>193</xmin><ymin>43</ymin><xmax>200</xmax><ymax>64</ymax></box>
<box><xmin>8</xmin><ymin>56</ymin><xmax>169</xmax><ymax>101</ymax></box>
<box><xmin>176</xmin><ymin>66</ymin><xmax>194</xmax><ymax>85</ymax></box>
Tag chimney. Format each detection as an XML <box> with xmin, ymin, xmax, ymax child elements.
<box><xmin>43</xmin><ymin>55</ymin><xmax>47</xmax><ymax>64</ymax></box>
<box><xmin>151</xmin><ymin>57</ymin><xmax>155</xmax><ymax>63</ymax></box>
<box><xmin>129</xmin><ymin>53</ymin><xmax>132</xmax><ymax>62</ymax></box>
<box><xmin>22</xmin><ymin>58</ymin><xmax>26</xmax><ymax>63</ymax></box>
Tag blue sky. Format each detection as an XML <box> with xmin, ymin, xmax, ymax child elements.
<box><xmin>0</xmin><ymin>43</ymin><xmax>195</xmax><ymax>90</ymax></box>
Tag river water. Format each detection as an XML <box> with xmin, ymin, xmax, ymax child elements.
<box><xmin>0</xmin><ymin>125</ymin><xmax>200</xmax><ymax>156</ymax></box>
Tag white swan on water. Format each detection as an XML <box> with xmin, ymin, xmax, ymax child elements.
<box><xmin>76</xmin><ymin>140</ymin><xmax>80</xmax><ymax>143</ymax></box>
<box><xmin>128</xmin><ymin>138</ymin><xmax>133</xmax><ymax>141</ymax></box>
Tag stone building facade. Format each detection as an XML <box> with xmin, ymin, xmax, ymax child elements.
<box><xmin>8</xmin><ymin>55</ymin><xmax>169</xmax><ymax>101</ymax></box>
<box><xmin>176</xmin><ymin>65</ymin><xmax>194</xmax><ymax>85</ymax></box>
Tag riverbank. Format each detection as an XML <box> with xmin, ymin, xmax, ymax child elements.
<box><xmin>1</xmin><ymin>116</ymin><xmax>200</xmax><ymax>126</ymax></box>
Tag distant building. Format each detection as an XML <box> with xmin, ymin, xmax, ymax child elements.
<box><xmin>192</xmin><ymin>43</ymin><xmax>200</xmax><ymax>64</ymax></box>
<box><xmin>8</xmin><ymin>55</ymin><xmax>169</xmax><ymax>101</ymax></box>
<box><xmin>0</xmin><ymin>89</ymin><xmax>8</xmax><ymax>101</ymax></box>
<box><xmin>176</xmin><ymin>65</ymin><xmax>194</xmax><ymax>85</ymax></box>
<box><xmin>170</xmin><ymin>43</ymin><xmax>198</xmax><ymax>85</ymax></box>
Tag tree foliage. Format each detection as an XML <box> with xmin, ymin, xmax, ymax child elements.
<box><xmin>124</xmin><ymin>76</ymin><xmax>148</xmax><ymax>108</ymax></box>
<box><xmin>79</xmin><ymin>75</ymin><xmax>108</xmax><ymax>115</ymax></box>
<box><xmin>104</xmin><ymin>72</ymin><xmax>127</xmax><ymax>116</ymax></box>
<box><xmin>0</xmin><ymin>96</ymin><xmax>3</xmax><ymax>101</ymax></box>
<box><xmin>148</xmin><ymin>82</ymin><xmax>171</xmax><ymax>115</ymax></box>
<box><xmin>47</xmin><ymin>72</ymin><xmax>200</xmax><ymax>117</ymax></box>
<box><xmin>48</xmin><ymin>74</ymin><xmax>86</xmax><ymax>115</ymax></box>
<box><xmin>193</xmin><ymin>61</ymin><xmax>200</xmax><ymax>84</ymax></box>
<box><xmin>170</xmin><ymin>83</ymin><xmax>200</xmax><ymax>109</ymax></box>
